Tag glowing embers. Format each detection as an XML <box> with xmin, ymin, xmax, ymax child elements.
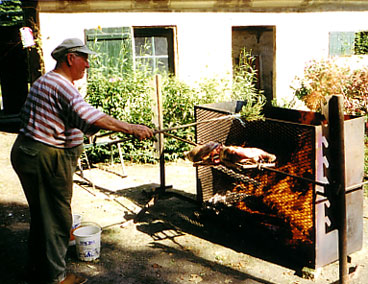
<box><xmin>234</xmin><ymin>174</ymin><xmax>314</xmax><ymax>247</ymax></box>
<box><xmin>233</xmin><ymin>137</ymin><xmax>315</xmax><ymax>247</ymax></box>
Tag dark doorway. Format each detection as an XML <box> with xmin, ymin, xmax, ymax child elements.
<box><xmin>232</xmin><ymin>26</ymin><xmax>275</xmax><ymax>103</ymax></box>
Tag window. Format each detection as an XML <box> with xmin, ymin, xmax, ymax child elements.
<box><xmin>85</xmin><ymin>26</ymin><xmax>175</xmax><ymax>75</ymax></box>
<box><xmin>329</xmin><ymin>31</ymin><xmax>368</xmax><ymax>56</ymax></box>
<box><xmin>134</xmin><ymin>27</ymin><xmax>175</xmax><ymax>74</ymax></box>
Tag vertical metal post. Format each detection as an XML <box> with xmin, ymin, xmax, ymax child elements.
<box><xmin>328</xmin><ymin>95</ymin><xmax>348</xmax><ymax>284</ymax></box>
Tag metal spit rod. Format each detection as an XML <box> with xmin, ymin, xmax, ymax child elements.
<box><xmin>153</xmin><ymin>114</ymin><xmax>240</xmax><ymax>134</ymax></box>
<box><xmin>259</xmin><ymin>166</ymin><xmax>329</xmax><ymax>188</ymax></box>
<box><xmin>86</xmin><ymin>114</ymin><xmax>239</xmax><ymax>148</ymax></box>
<box><xmin>90</xmin><ymin>114</ymin><xmax>347</xmax><ymax>196</ymax></box>
<box><xmin>88</xmin><ymin>114</ymin><xmax>336</xmax><ymax>193</ymax></box>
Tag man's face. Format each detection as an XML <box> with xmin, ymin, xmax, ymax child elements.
<box><xmin>68</xmin><ymin>52</ymin><xmax>90</xmax><ymax>81</ymax></box>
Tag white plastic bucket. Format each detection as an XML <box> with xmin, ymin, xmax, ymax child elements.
<box><xmin>69</xmin><ymin>214</ymin><xmax>82</xmax><ymax>246</ymax></box>
<box><xmin>73</xmin><ymin>223</ymin><xmax>102</xmax><ymax>261</ymax></box>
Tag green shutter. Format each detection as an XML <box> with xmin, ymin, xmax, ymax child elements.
<box><xmin>329</xmin><ymin>31</ymin><xmax>355</xmax><ymax>56</ymax></box>
<box><xmin>85</xmin><ymin>27</ymin><xmax>133</xmax><ymax>75</ymax></box>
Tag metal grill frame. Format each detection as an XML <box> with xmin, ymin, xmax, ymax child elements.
<box><xmin>194</xmin><ymin>101</ymin><xmax>364</xmax><ymax>269</ymax></box>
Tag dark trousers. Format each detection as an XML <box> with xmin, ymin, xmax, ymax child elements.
<box><xmin>11</xmin><ymin>134</ymin><xmax>83</xmax><ymax>284</ymax></box>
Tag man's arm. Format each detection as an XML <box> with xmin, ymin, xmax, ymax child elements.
<box><xmin>93</xmin><ymin>115</ymin><xmax>153</xmax><ymax>140</ymax></box>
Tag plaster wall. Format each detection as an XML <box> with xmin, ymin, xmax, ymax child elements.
<box><xmin>39</xmin><ymin>11</ymin><xmax>368</xmax><ymax>103</ymax></box>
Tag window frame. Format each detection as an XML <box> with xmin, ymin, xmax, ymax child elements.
<box><xmin>133</xmin><ymin>26</ymin><xmax>176</xmax><ymax>75</ymax></box>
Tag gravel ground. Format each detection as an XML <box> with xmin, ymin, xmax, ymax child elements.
<box><xmin>1</xmin><ymin>131</ymin><xmax>368</xmax><ymax>284</ymax></box>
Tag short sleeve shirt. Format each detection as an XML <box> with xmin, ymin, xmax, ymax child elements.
<box><xmin>19</xmin><ymin>71</ymin><xmax>106</xmax><ymax>148</ymax></box>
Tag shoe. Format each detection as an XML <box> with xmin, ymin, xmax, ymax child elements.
<box><xmin>59</xmin><ymin>273</ymin><xmax>87</xmax><ymax>284</ymax></box>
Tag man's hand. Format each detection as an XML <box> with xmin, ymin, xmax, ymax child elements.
<box><xmin>130</xmin><ymin>124</ymin><xmax>154</xmax><ymax>140</ymax></box>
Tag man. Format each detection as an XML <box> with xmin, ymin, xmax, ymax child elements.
<box><xmin>11</xmin><ymin>38</ymin><xmax>153</xmax><ymax>284</ymax></box>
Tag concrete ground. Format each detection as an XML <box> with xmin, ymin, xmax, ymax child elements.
<box><xmin>1</xmin><ymin>131</ymin><xmax>368</xmax><ymax>284</ymax></box>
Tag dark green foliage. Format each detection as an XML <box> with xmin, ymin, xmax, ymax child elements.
<box><xmin>0</xmin><ymin>0</ymin><xmax>23</xmax><ymax>26</ymax></box>
<box><xmin>233</xmin><ymin>50</ymin><xmax>266</xmax><ymax>121</ymax></box>
<box><xmin>354</xmin><ymin>31</ymin><xmax>368</xmax><ymax>55</ymax></box>
<box><xmin>86</xmin><ymin>63</ymin><xmax>156</xmax><ymax>164</ymax></box>
<box><xmin>160</xmin><ymin>76</ymin><xmax>224</xmax><ymax>160</ymax></box>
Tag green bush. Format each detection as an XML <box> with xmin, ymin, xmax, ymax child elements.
<box><xmin>86</xmin><ymin>64</ymin><xmax>156</xmax><ymax>163</ymax></box>
<box><xmin>232</xmin><ymin>50</ymin><xmax>266</xmax><ymax>121</ymax></box>
<box><xmin>160</xmin><ymin>76</ymin><xmax>229</xmax><ymax>160</ymax></box>
<box><xmin>85</xmin><ymin>50</ymin><xmax>265</xmax><ymax>164</ymax></box>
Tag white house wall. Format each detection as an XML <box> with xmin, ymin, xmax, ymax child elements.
<box><xmin>39</xmin><ymin>11</ymin><xmax>368</xmax><ymax>103</ymax></box>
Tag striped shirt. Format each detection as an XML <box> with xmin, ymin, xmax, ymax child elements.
<box><xmin>19</xmin><ymin>71</ymin><xmax>106</xmax><ymax>148</ymax></box>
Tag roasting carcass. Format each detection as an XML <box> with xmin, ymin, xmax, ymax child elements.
<box><xmin>185</xmin><ymin>142</ymin><xmax>276</xmax><ymax>167</ymax></box>
<box><xmin>184</xmin><ymin>141</ymin><xmax>222</xmax><ymax>165</ymax></box>
<box><xmin>220</xmin><ymin>146</ymin><xmax>276</xmax><ymax>165</ymax></box>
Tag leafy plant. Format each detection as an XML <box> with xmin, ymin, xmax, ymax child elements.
<box><xmin>160</xmin><ymin>75</ymin><xmax>228</xmax><ymax>160</ymax></box>
<box><xmin>86</xmin><ymin>47</ymin><xmax>156</xmax><ymax>163</ymax></box>
<box><xmin>0</xmin><ymin>0</ymin><xmax>23</xmax><ymax>26</ymax></box>
<box><xmin>85</xmin><ymin>46</ymin><xmax>265</xmax><ymax>163</ymax></box>
<box><xmin>232</xmin><ymin>49</ymin><xmax>266</xmax><ymax>121</ymax></box>
<box><xmin>354</xmin><ymin>31</ymin><xmax>368</xmax><ymax>55</ymax></box>
<box><xmin>291</xmin><ymin>57</ymin><xmax>368</xmax><ymax>196</ymax></box>
<box><xmin>291</xmin><ymin>58</ymin><xmax>368</xmax><ymax>117</ymax></box>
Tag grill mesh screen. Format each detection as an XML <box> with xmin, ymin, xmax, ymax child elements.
<box><xmin>195</xmin><ymin>105</ymin><xmax>316</xmax><ymax>248</ymax></box>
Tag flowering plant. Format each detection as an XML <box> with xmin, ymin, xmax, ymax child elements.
<box><xmin>291</xmin><ymin>58</ymin><xmax>368</xmax><ymax>117</ymax></box>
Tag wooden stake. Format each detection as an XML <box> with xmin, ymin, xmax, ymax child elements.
<box><xmin>155</xmin><ymin>75</ymin><xmax>164</xmax><ymax>191</ymax></box>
